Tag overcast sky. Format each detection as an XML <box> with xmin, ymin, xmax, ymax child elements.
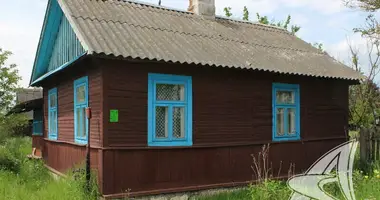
<box><xmin>0</xmin><ymin>0</ymin><xmax>374</xmax><ymax>87</ymax></box>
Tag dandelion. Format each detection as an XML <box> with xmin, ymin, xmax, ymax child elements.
<box><xmin>377</xmin><ymin>175</ymin><xmax>380</xmax><ymax>179</ymax></box>
<box><xmin>365</xmin><ymin>175</ymin><xmax>369</xmax><ymax>179</ymax></box>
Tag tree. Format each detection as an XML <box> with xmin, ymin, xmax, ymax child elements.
<box><xmin>343</xmin><ymin>0</ymin><xmax>380</xmax><ymax>128</ymax></box>
<box><xmin>0</xmin><ymin>49</ymin><xmax>20</xmax><ymax>113</ymax></box>
<box><xmin>243</xmin><ymin>6</ymin><xmax>249</xmax><ymax>21</ymax></box>
<box><xmin>255</xmin><ymin>13</ymin><xmax>301</xmax><ymax>34</ymax></box>
<box><xmin>345</xmin><ymin>0</ymin><xmax>380</xmax><ymax>11</ymax></box>
<box><xmin>313</xmin><ymin>42</ymin><xmax>324</xmax><ymax>51</ymax></box>
<box><xmin>223</xmin><ymin>7</ymin><xmax>301</xmax><ymax>35</ymax></box>
<box><xmin>0</xmin><ymin>49</ymin><xmax>26</xmax><ymax>140</ymax></box>
<box><xmin>348</xmin><ymin>39</ymin><xmax>380</xmax><ymax>128</ymax></box>
<box><xmin>223</xmin><ymin>7</ymin><xmax>232</xmax><ymax>18</ymax></box>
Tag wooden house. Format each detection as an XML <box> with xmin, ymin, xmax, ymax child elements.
<box><xmin>30</xmin><ymin>0</ymin><xmax>362</xmax><ymax>198</ymax></box>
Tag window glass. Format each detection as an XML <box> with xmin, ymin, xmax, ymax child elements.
<box><xmin>173</xmin><ymin>107</ymin><xmax>185</xmax><ymax>139</ymax></box>
<box><xmin>80</xmin><ymin>108</ymin><xmax>86</xmax><ymax>137</ymax></box>
<box><xmin>50</xmin><ymin>93</ymin><xmax>56</xmax><ymax>107</ymax></box>
<box><xmin>76</xmin><ymin>85</ymin><xmax>86</xmax><ymax>104</ymax></box>
<box><xmin>276</xmin><ymin>108</ymin><xmax>285</xmax><ymax>136</ymax></box>
<box><xmin>276</xmin><ymin>91</ymin><xmax>294</xmax><ymax>104</ymax></box>
<box><xmin>156</xmin><ymin>84</ymin><xmax>185</xmax><ymax>101</ymax></box>
<box><xmin>48</xmin><ymin>88</ymin><xmax>58</xmax><ymax>139</ymax></box>
<box><xmin>273</xmin><ymin>84</ymin><xmax>300</xmax><ymax>141</ymax></box>
<box><xmin>74</xmin><ymin>77</ymin><xmax>88</xmax><ymax>144</ymax></box>
<box><xmin>155</xmin><ymin>106</ymin><xmax>168</xmax><ymax>138</ymax></box>
<box><xmin>148</xmin><ymin>73</ymin><xmax>192</xmax><ymax>146</ymax></box>
<box><xmin>288</xmin><ymin>108</ymin><xmax>296</xmax><ymax>135</ymax></box>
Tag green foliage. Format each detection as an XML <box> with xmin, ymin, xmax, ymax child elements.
<box><xmin>223</xmin><ymin>7</ymin><xmax>232</xmax><ymax>18</ymax></box>
<box><xmin>349</xmin><ymin>79</ymin><xmax>380</xmax><ymax>128</ymax></box>
<box><xmin>312</xmin><ymin>42</ymin><xmax>324</xmax><ymax>51</ymax></box>
<box><xmin>0</xmin><ymin>49</ymin><xmax>21</xmax><ymax>113</ymax></box>
<box><xmin>256</xmin><ymin>13</ymin><xmax>301</xmax><ymax>34</ymax></box>
<box><xmin>0</xmin><ymin>137</ymin><xmax>100</xmax><ymax>200</ymax></box>
<box><xmin>0</xmin><ymin>114</ymin><xmax>29</xmax><ymax>140</ymax></box>
<box><xmin>243</xmin><ymin>6</ymin><xmax>249</xmax><ymax>21</ymax></box>
<box><xmin>248</xmin><ymin>181</ymin><xmax>291</xmax><ymax>200</ymax></box>
<box><xmin>345</xmin><ymin>0</ymin><xmax>380</xmax><ymax>11</ymax></box>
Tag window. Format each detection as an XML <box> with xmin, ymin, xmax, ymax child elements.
<box><xmin>272</xmin><ymin>83</ymin><xmax>300</xmax><ymax>141</ymax></box>
<box><xmin>148</xmin><ymin>73</ymin><xmax>192</xmax><ymax>146</ymax></box>
<box><xmin>48</xmin><ymin>88</ymin><xmax>58</xmax><ymax>140</ymax></box>
<box><xmin>33</xmin><ymin>109</ymin><xmax>43</xmax><ymax>136</ymax></box>
<box><xmin>74</xmin><ymin>76</ymin><xmax>88</xmax><ymax>144</ymax></box>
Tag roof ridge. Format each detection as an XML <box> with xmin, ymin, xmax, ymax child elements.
<box><xmin>215</xmin><ymin>16</ymin><xmax>290</xmax><ymax>34</ymax></box>
<box><xmin>73</xmin><ymin>15</ymin><xmax>323</xmax><ymax>55</ymax></box>
<box><xmin>110</xmin><ymin>0</ymin><xmax>292</xmax><ymax>36</ymax></box>
<box><xmin>115</xmin><ymin>0</ymin><xmax>193</xmax><ymax>14</ymax></box>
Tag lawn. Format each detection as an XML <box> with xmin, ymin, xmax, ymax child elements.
<box><xmin>0</xmin><ymin>137</ymin><xmax>380</xmax><ymax>200</ymax></box>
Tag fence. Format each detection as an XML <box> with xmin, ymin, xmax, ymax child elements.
<box><xmin>359</xmin><ymin>128</ymin><xmax>380</xmax><ymax>163</ymax></box>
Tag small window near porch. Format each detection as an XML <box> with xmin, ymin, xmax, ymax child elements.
<box><xmin>148</xmin><ymin>73</ymin><xmax>192</xmax><ymax>146</ymax></box>
<box><xmin>33</xmin><ymin>109</ymin><xmax>43</xmax><ymax>136</ymax></box>
<box><xmin>74</xmin><ymin>76</ymin><xmax>88</xmax><ymax>144</ymax></box>
<box><xmin>48</xmin><ymin>88</ymin><xmax>58</xmax><ymax>140</ymax></box>
<box><xmin>272</xmin><ymin>83</ymin><xmax>300</xmax><ymax>141</ymax></box>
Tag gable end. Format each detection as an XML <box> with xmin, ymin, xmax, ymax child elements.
<box><xmin>30</xmin><ymin>0</ymin><xmax>86</xmax><ymax>86</ymax></box>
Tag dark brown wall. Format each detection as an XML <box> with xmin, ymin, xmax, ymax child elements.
<box><xmin>98</xmin><ymin>58</ymin><xmax>350</xmax><ymax>196</ymax></box>
<box><xmin>101</xmin><ymin>58</ymin><xmax>349</xmax><ymax>147</ymax></box>
<box><xmin>40</xmin><ymin>58</ymin><xmax>104</xmax><ymax>192</ymax></box>
<box><xmin>42</xmin><ymin>58</ymin><xmax>103</xmax><ymax>147</ymax></box>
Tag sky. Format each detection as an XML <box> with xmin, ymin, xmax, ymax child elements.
<box><xmin>0</xmin><ymin>0</ymin><xmax>375</xmax><ymax>87</ymax></box>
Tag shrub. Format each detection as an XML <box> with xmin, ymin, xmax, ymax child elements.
<box><xmin>0</xmin><ymin>147</ymin><xmax>20</xmax><ymax>173</ymax></box>
<box><xmin>248</xmin><ymin>180</ymin><xmax>291</xmax><ymax>200</ymax></box>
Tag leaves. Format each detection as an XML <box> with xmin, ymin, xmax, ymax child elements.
<box><xmin>223</xmin><ymin>7</ymin><xmax>232</xmax><ymax>18</ymax></box>
<box><xmin>243</xmin><ymin>6</ymin><xmax>249</xmax><ymax>21</ymax></box>
<box><xmin>0</xmin><ymin>48</ymin><xmax>21</xmax><ymax>113</ymax></box>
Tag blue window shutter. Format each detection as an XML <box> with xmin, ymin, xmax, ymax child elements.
<box><xmin>33</xmin><ymin>109</ymin><xmax>43</xmax><ymax>136</ymax></box>
<box><xmin>272</xmin><ymin>83</ymin><xmax>300</xmax><ymax>142</ymax></box>
<box><xmin>148</xmin><ymin>73</ymin><xmax>193</xmax><ymax>147</ymax></box>
<box><xmin>74</xmin><ymin>76</ymin><xmax>89</xmax><ymax>144</ymax></box>
<box><xmin>48</xmin><ymin>88</ymin><xmax>58</xmax><ymax>140</ymax></box>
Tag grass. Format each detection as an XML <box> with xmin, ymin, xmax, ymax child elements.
<box><xmin>1</xmin><ymin>136</ymin><xmax>380</xmax><ymax>200</ymax></box>
<box><xmin>0</xmin><ymin>137</ymin><xmax>98</xmax><ymax>200</ymax></box>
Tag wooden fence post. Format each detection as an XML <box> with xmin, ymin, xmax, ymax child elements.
<box><xmin>360</xmin><ymin>128</ymin><xmax>369</xmax><ymax>163</ymax></box>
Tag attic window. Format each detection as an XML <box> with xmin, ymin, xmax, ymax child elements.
<box><xmin>148</xmin><ymin>73</ymin><xmax>192</xmax><ymax>147</ymax></box>
<box><xmin>272</xmin><ymin>83</ymin><xmax>300</xmax><ymax>142</ymax></box>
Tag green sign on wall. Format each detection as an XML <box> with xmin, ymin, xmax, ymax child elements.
<box><xmin>110</xmin><ymin>110</ymin><xmax>119</xmax><ymax>123</ymax></box>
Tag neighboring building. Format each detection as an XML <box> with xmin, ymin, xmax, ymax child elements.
<box><xmin>29</xmin><ymin>0</ymin><xmax>362</xmax><ymax>198</ymax></box>
<box><xmin>8</xmin><ymin>88</ymin><xmax>43</xmax><ymax>156</ymax></box>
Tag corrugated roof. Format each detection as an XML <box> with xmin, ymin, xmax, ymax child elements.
<box><xmin>59</xmin><ymin>0</ymin><xmax>363</xmax><ymax>80</ymax></box>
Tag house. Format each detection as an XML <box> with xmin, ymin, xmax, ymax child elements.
<box><xmin>29</xmin><ymin>0</ymin><xmax>362</xmax><ymax>198</ymax></box>
<box><xmin>7</xmin><ymin>88</ymin><xmax>43</xmax><ymax>157</ymax></box>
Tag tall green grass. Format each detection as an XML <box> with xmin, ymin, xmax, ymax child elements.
<box><xmin>0</xmin><ymin>137</ymin><xmax>98</xmax><ymax>200</ymax></box>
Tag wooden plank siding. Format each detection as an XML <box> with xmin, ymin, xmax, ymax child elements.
<box><xmin>40</xmin><ymin>57</ymin><xmax>104</xmax><ymax>192</ymax></box>
<box><xmin>101</xmin><ymin>58</ymin><xmax>349</xmax><ymax>147</ymax></box>
<box><xmin>42</xmin><ymin>58</ymin><xmax>103</xmax><ymax>147</ymax></box>
<box><xmin>102</xmin><ymin>138</ymin><xmax>344</xmax><ymax>197</ymax></box>
<box><xmin>98</xmin><ymin>58</ymin><xmax>351</xmax><ymax>196</ymax></box>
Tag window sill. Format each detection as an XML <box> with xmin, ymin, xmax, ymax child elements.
<box><xmin>43</xmin><ymin>138</ymin><xmax>101</xmax><ymax>149</ymax></box>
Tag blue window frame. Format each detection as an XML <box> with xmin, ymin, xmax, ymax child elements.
<box><xmin>74</xmin><ymin>76</ymin><xmax>89</xmax><ymax>144</ymax></box>
<box><xmin>272</xmin><ymin>83</ymin><xmax>300</xmax><ymax>141</ymax></box>
<box><xmin>48</xmin><ymin>88</ymin><xmax>58</xmax><ymax>140</ymax></box>
<box><xmin>148</xmin><ymin>73</ymin><xmax>192</xmax><ymax>146</ymax></box>
<box><xmin>33</xmin><ymin>109</ymin><xmax>43</xmax><ymax>136</ymax></box>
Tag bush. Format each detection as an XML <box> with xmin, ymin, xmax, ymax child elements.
<box><xmin>0</xmin><ymin>114</ymin><xmax>29</xmax><ymax>143</ymax></box>
<box><xmin>248</xmin><ymin>180</ymin><xmax>291</xmax><ymax>200</ymax></box>
<box><xmin>0</xmin><ymin>147</ymin><xmax>20</xmax><ymax>173</ymax></box>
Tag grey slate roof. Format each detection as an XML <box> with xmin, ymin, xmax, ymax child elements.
<box><xmin>59</xmin><ymin>0</ymin><xmax>363</xmax><ymax>80</ymax></box>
